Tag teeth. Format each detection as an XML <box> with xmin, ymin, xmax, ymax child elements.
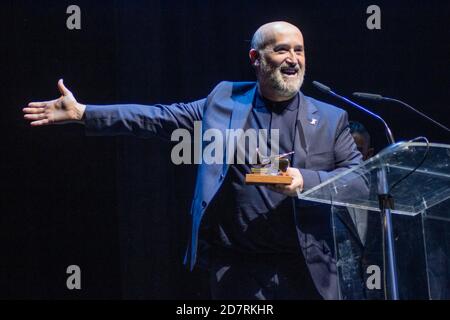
<box><xmin>281</xmin><ymin>69</ymin><xmax>298</xmax><ymax>75</ymax></box>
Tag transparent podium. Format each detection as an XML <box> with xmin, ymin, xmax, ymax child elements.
<box><xmin>298</xmin><ymin>141</ymin><xmax>450</xmax><ymax>299</ymax></box>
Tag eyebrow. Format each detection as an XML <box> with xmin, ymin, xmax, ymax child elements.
<box><xmin>273</xmin><ymin>44</ymin><xmax>304</xmax><ymax>51</ymax></box>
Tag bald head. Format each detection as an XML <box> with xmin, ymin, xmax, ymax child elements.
<box><xmin>249</xmin><ymin>21</ymin><xmax>306</xmax><ymax>101</ymax></box>
<box><xmin>251</xmin><ymin>21</ymin><xmax>303</xmax><ymax>51</ymax></box>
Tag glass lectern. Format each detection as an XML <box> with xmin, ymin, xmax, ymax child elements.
<box><xmin>298</xmin><ymin>141</ymin><xmax>450</xmax><ymax>299</ymax></box>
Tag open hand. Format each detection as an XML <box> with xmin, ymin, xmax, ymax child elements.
<box><xmin>23</xmin><ymin>79</ymin><xmax>86</xmax><ymax>126</ymax></box>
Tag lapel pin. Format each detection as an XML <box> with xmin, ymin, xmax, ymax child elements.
<box><xmin>310</xmin><ymin>118</ymin><xmax>318</xmax><ymax>125</ymax></box>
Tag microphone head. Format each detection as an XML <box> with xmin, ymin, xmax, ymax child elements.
<box><xmin>353</xmin><ymin>92</ymin><xmax>384</xmax><ymax>101</ymax></box>
<box><xmin>312</xmin><ymin>81</ymin><xmax>332</xmax><ymax>93</ymax></box>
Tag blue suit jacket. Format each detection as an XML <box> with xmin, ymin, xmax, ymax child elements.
<box><xmin>84</xmin><ymin>81</ymin><xmax>362</xmax><ymax>299</ymax></box>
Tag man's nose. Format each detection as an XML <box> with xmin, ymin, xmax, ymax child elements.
<box><xmin>285</xmin><ymin>50</ymin><xmax>297</xmax><ymax>65</ymax></box>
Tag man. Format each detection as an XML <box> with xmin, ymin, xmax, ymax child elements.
<box><xmin>333</xmin><ymin>121</ymin><xmax>382</xmax><ymax>299</ymax></box>
<box><xmin>345</xmin><ymin>121</ymin><xmax>375</xmax><ymax>246</ymax></box>
<box><xmin>349</xmin><ymin>121</ymin><xmax>374</xmax><ymax>161</ymax></box>
<box><xmin>23</xmin><ymin>21</ymin><xmax>362</xmax><ymax>299</ymax></box>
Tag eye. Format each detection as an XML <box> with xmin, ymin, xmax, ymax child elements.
<box><xmin>273</xmin><ymin>45</ymin><xmax>289</xmax><ymax>53</ymax></box>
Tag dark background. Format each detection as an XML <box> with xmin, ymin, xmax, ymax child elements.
<box><xmin>0</xmin><ymin>0</ymin><xmax>449</xmax><ymax>299</ymax></box>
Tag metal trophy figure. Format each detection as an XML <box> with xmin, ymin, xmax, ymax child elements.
<box><xmin>245</xmin><ymin>149</ymin><xmax>294</xmax><ymax>185</ymax></box>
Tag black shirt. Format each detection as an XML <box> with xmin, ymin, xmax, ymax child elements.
<box><xmin>202</xmin><ymin>91</ymin><xmax>301</xmax><ymax>255</ymax></box>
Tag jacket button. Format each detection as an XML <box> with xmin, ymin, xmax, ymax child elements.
<box><xmin>201</xmin><ymin>201</ymin><xmax>207</xmax><ymax>208</ymax></box>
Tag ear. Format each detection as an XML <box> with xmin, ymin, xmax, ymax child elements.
<box><xmin>249</xmin><ymin>49</ymin><xmax>260</xmax><ymax>67</ymax></box>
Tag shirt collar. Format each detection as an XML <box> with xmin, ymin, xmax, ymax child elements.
<box><xmin>254</xmin><ymin>90</ymin><xmax>300</xmax><ymax>112</ymax></box>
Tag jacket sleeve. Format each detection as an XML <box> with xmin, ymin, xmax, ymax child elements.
<box><xmin>299</xmin><ymin>111</ymin><xmax>363</xmax><ymax>191</ymax></box>
<box><xmin>83</xmin><ymin>99</ymin><xmax>206</xmax><ymax>140</ymax></box>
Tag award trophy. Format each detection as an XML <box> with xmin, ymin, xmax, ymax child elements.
<box><xmin>245</xmin><ymin>149</ymin><xmax>294</xmax><ymax>185</ymax></box>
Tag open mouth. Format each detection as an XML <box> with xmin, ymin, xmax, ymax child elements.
<box><xmin>280</xmin><ymin>67</ymin><xmax>299</xmax><ymax>77</ymax></box>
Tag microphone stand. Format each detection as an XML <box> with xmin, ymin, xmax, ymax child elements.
<box><xmin>353</xmin><ymin>92</ymin><xmax>450</xmax><ymax>133</ymax></box>
<box><xmin>313</xmin><ymin>81</ymin><xmax>399</xmax><ymax>300</ymax></box>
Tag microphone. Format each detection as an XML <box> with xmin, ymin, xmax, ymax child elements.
<box><xmin>353</xmin><ymin>92</ymin><xmax>450</xmax><ymax>133</ymax></box>
<box><xmin>312</xmin><ymin>81</ymin><xmax>396</xmax><ymax>145</ymax></box>
<box><xmin>353</xmin><ymin>92</ymin><xmax>383</xmax><ymax>101</ymax></box>
<box><xmin>312</xmin><ymin>81</ymin><xmax>332</xmax><ymax>94</ymax></box>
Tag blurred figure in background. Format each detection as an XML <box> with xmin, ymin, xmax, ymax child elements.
<box><xmin>333</xmin><ymin>121</ymin><xmax>384</xmax><ymax>299</ymax></box>
<box><xmin>349</xmin><ymin>121</ymin><xmax>374</xmax><ymax>161</ymax></box>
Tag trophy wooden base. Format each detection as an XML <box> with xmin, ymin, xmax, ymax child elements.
<box><xmin>245</xmin><ymin>173</ymin><xmax>293</xmax><ymax>185</ymax></box>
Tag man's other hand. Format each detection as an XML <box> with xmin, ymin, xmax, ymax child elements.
<box><xmin>267</xmin><ymin>167</ymin><xmax>304</xmax><ymax>197</ymax></box>
<box><xmin>23</xmin><ymin>79</ymin><xmax>86</xmax><ymax>126</ymax></box>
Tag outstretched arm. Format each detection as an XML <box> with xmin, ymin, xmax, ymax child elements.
<box><xmin>23</xmin><ymin>80</ymin><xmax>205</xmax><ymax>140</ymax></box>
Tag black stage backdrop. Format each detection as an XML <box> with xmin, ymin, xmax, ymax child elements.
<box><xmin>0</xmin><ymin>0</ymin><xmax>449</xmax><ymax>299</ymax></box>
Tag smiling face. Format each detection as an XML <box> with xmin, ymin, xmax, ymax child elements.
<box><xmin>250</xmin><ymin>22</ymin><xmax>306</xmax><ymax>101</ymax></box>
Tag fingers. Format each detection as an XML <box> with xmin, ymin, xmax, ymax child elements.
<box><xmin>57</xmin><ymin>79</ymin><xmax>72</xmax><ymax>96</ymax></box>
<box><xmin>23</xmin><ymin>105</ymin><xmax>46</xmax><ymax>122</ymax></box>
<box><xmin>24</xmin><ymin>113</ymin><xmax>47</xmax><ymax>121</ymax></box>
<box><xmin>23</xmin><ymin>107</ymin><xmax>50</xmax><ymax>126</ymax></box>
<box><xmin>30</xmin><ymin>119</ymin><xmax>50</xmax><ymax>126</ymax></box>
<box><xmin>27</xmin><ymin>101</ymin><xmax>48</xmax><ymax>108</ymax></box>
<box><xmin>23</xmin><ymin>107</ymin><xmax>45</xmax><ymax>114</ymax></box>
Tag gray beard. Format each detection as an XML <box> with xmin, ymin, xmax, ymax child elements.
<box><xmin>259</xmin><ymin>58</ymin><xmax>304</xmax><ymax>98</ymax></box>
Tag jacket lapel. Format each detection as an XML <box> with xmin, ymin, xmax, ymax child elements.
<box><xmin>292</xmin><ymin>93</ymin><xmax>320</xmax><ymax>169</ymax></box>
<box><xmin>222</xmin><ymin>85</ymin><xmax>256</xmax><ymax>171</ymax></box>
<box><xmin>229</xmin><ymin>86</ymin><xmax>256</xmax><ymax>129</ymax></box>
